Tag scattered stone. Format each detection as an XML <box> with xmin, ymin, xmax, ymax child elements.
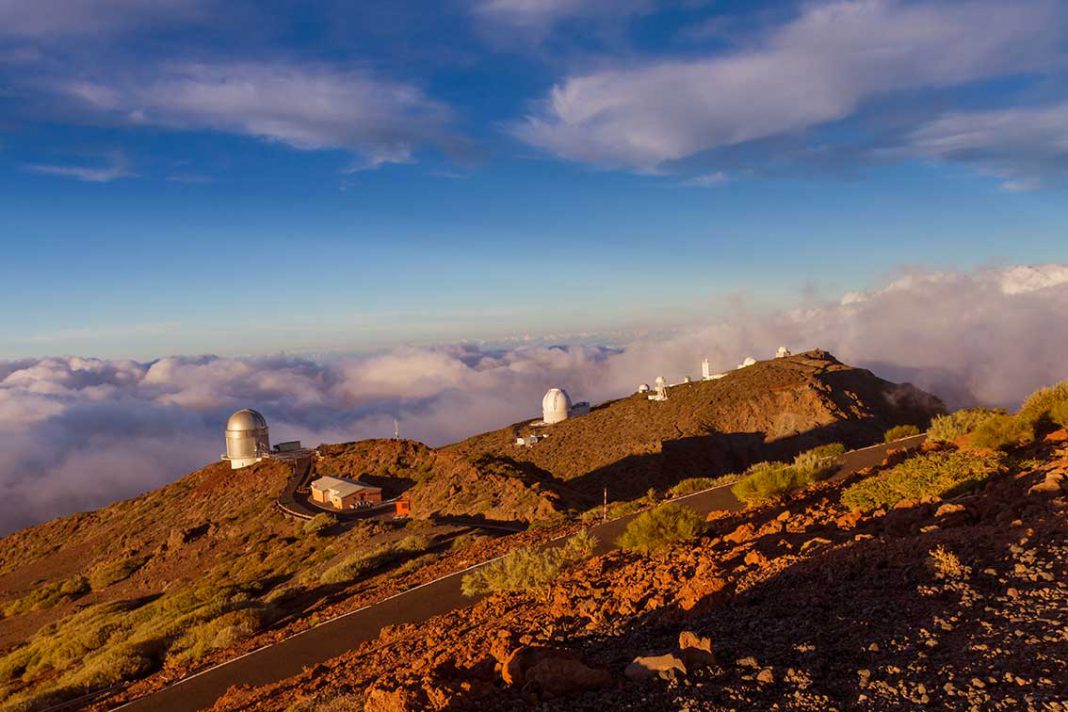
<box><xmin>935</xmin><ymin>502</ymin><xmax>967</xmax><ymax>517</ymax></box>
<box><xmin>627</xmin><ymin>653</ymin><xmax>687</xmax><ymax>682</ymax></box>
<box><xmin>677</xmin><ymin>631</ymin><xmax>716</xmax><ymax>667</ymax></box>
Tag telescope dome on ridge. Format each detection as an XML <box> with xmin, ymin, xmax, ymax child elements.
<box><xmin>542</xmin><ymin>388</ymin><xmax>573</xmax><ymax>425</ymax></box>
<box><xmin>223</xmin><ymin>409</ymin><xmax>270</xmax><ymax>469</ymax></box>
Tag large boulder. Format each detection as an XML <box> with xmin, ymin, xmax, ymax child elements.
<box><xmin>501</xmin><ymin>646</ymin><xmax>612</xmax><ymax>696</ymax></box>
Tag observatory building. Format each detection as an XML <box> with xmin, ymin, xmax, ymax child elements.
<box><xmin>223</xmin><ymin>409</ymin><xmax>271</xmax><ymax>469</ymax></box>
<box><xmin>541</xmin><ymin>388</ymin><xmax>591</xmax><ymax>424</ymax></box>
<box><xmin>776</xmin><ymin>346</ymin><xmax>792</xmax><ymax>358</ymax></box>
<box><xmin>648</xmin><ymin>376</ymin><xmax>668</xmax><ymax>401</ymax></box>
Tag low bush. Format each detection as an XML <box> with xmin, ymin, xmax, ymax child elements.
<box><xmin>1018</xmin><ymin>378</ymin><xmax>1068</xmax><ymax>430</ymax></box>
<box><xmin>927</xmin><ymin>545</ymin><xmax>970</xmax><ymax>581</ymax></box>
<box><xmin>884</xmin><ymin>424</ymin><xmax>921</xmax><ymax>442</ymax></box>
<box><xmin>460</xmin><ymin>530</ymin><xmax>596</xmax><ymax>598</ymax></box>
<box><xmin>968</xmin><ymin>413</ymin><xmax>1035</xmax><ymax>451</ymax></box>
<box><xmin>89</xmin><ymin>557</ymin><xmax>147</xmax><ymax>590</ymax></box>
<box><xmin>731</xmin><ymin>444</ymin><xmax>843</xmax><ymax>505</ymax></box>
<box><xmin>2</xmin><ymin>575</ymin><xmax>90</xmax><ymax>617</ymax></box>
<box><xmin>172</xmin><ymin>605</ymin><xmax>270</xmax><ymax>662</ymax></box>
<box><xmin>616</xmin><ymin>503</ymin><xmax>705</xmax><ymax>554</ymax></box>
<box><xmin>667</xmin><ymin>474</ymin><xmax>740</xmax><ymax>498</ymax></box>
<box><xmin>302</xmin><ymin>513</ymin><xmax>335</xmax><ymax>537</ymax></box>
<box><xmin>1051</xmin><ymin>400</ymin><xmax>1068</xmax><ymax>430</ymax></box>
<box><xmin>841</xmin><ymin>450</ymin><xmax>1003</xmax><ymax>510</ymax></box>
<box><xmin>319</xmin><ymin>535</ymin><xmax>430</xmax><ymax>585</ymax></box>
<box><xmin>928</xmin><ymin>408</ymin><xmax>1004</xmax><ymax>443</ymax></box>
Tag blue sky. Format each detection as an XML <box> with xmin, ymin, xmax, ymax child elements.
<box><xmin>1</xmin><ymin>0</ymin><xmax>1066</xmax><ymax>359</ymax></box>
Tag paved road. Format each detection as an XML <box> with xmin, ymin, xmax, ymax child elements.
<box><xmin>116</xmin><ymin>435</ymin><xmax>924</xmax><ymax>712</ymax></box>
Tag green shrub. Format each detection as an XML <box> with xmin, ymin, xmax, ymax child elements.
<box><xmin>731</xmin><ymin>444</ymin><xmax>843</xmax><ymax>505</ymax></box>
<box><xmin>460</xmin><ymin>530</ymin><xmax>596</xmax><ymax>598</ymax></box>
<box><xmin>1050</xmin><ymin>400</ymin><xmax>1068</xmax><ymax>430</ymax></box>
<box><xmin>616</xmin><ymin>503</ymin><xmax>705</xmax><ymax>554</ymax></box>
<box><xmin>172</xmin><ymin>606</ymin><xmax>269</xmax><ymax>662</ymax></box>
<box><xmin>89</xmin><ymin>557</ymin><xmax>147</xmax><ymax>590</ymax></box>
<box><xmin>841</xmin><ymin>450</ymin><xmax>1004</xmax><ymax>511</ymax></box>
<box><xmin>928</xmin><ymin>408</ymin><xmax>1004</xmax><ymax>443</ymax></box>
<box><xmin>968</xmin><ymin>414</ymin><xmax>1035</xmax><ymax>451</ymax></box>
<box><xmin>319</xmin><ymin>535</ymin><xmax>430</xmax><ymax>585</ymax></box>
<box><xmin>2</xmin><ymin>575</ymin><xmax>90</xmax><ymax>617</ymax></box>
<box><xmin>1018</xmin><ymin>379</ymin><xmax>1068</xmax><ymax>430</ymax></box>
<box><xmin>302</xmin><ymin>513</ymin><xmax>335</xmax><ymax>537</ymax></box>
<box><xmin>884</xmin><ymin>424</ymin><xmax>921</xmax><ymax>442</ymax></box>
<box><xmin>667</xmin><ymin>474</ymin><xmax>740</xmax><ymax>498</ymax></box>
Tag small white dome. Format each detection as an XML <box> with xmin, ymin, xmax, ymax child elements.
<box><xmin>637</xmin><ymin>383</ymin><xmax>650</xmax><ymax>393</ymax></box>
<box><xmin>542</xmin><ymin>388</ymin><xmax>572</xmax><ymax>424</ymax></box>
<box><xmin>776</xmin><ymin>346</ymin><xmax>792</xmax><ymax>358</ymax></box>
<box><xmin>737</xmin><ymin>356</ymin><xmax>757</xmax><ymax>369</ymax></box>
<box><xmin>655</xmin><ymin>376</ymin><xmax>667</xmax><ymax>387</ymax></box>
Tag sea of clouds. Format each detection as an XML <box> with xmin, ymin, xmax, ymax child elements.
<box><xmin>2</xmin><ymin>263</ymin><xmax>1067</xmax><ymax>535</ymax></box>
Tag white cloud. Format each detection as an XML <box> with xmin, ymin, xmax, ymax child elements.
<box><xmin>473</xmin><ymin>0</ymin><xmax>649</xmax><ymax>36</ymax></box>
<box><xmin>2</xmin><ymin>262</ymin><xmax>1067</xmax><ymax>534</ymax></box>
<box><xmin>684</xmin><ymin>171</ymin><xmax>729</xmax><ymax>187</ymax></box>
<box><xmin>0</xmin><ymin>0</ymin><xmax>202</xmax><ymax>38</ymax></box>
<box><xmin>515</xmin><ymin>0</ymin><xmax>1061</xmax><ymax>170</ymax></box>
<box><xmin>908</xmin><ymin>102</ymin><xmax>1068</xmax><ymax>190</ymax></box>
<box><xmin>25</xmin><ymin>155</ymin><xmax>134</xmax><ymax>182</ymax></box>
<box><xmin>58</xmin><ymin>61</ymin><xmax>460</xmax><ymax>168</ymax></box>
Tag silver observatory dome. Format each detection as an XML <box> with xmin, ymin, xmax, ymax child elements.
<box><xmin>224</xmin><ymin>409</ymin><xmax>270</xmax><ymax>469</ymax></box>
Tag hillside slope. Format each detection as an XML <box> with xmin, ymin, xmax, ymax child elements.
<box><xmin>0</xmin><ymin>457</ymin><xmax>494</xmax><ymax>711</ymax></box>
<box><xmin>214</xmin><ymin>432</ymin><xmax>1068</xmax><ymax>712</ymax></box>
<box><xmin>447</xmin><ymin>350</ymin><xmax>942</xmax><ymax>501</ymax></box>
<box><xmin>316</xmin><ymin>439</ymin><xmax>567</xmax><ymax>524</ymax></box>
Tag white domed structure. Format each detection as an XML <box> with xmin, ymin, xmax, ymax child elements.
<box><xmin>737</xmin><ymin>356</ymin><xmax>757</xmax><ymax>369</ymax></box>
<box><xmin>637</xmin><ymin>383</ymin><xmax>651</xmax><ymax>393</ymax></box>
<box><xmin>776</xmin><ymin>346</ymin><xmax>792</xmax><ymax>358</ymax></box>
<box><xmin>223</xmin><ymin>409</ymin><xmax>270</xmax><ymax>469</ymax></box>
<box><xmin>542</xmin><ymin>388</ymin><xmax>573</xmax><ymax>424</ymax></box>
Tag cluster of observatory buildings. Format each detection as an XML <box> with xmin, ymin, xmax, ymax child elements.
<box><xmin>222</xmin><ymin>409</ymin><xmax>383</xmax><ymax>512</ymax></box>
<box><xmin>224</xmin><ymin>346</ymin><xmax>797</xmax><ymax>484</ymax></box>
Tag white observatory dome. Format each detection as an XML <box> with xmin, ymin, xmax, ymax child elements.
<box><xmin>737</xmin><ymin>356</ymin><xmax>757</xmax><ymax>369</ymax></box>
<box><xmin>542</xmin><ymin>388</ymin><xmax>572</xmax><ymax>424</ymax></box>
<box><xmin>637</xmin><ymin>383</ymin><xmax>650</xmax><ymax>393</ymax></box>
<box><xmin>224</xmin><ymin>409</ymin><xmax>270</xmax><ymax>469</ymax></box>
<box><xmin>655</xmin><ymin>376</ymin><xmax>667</xmax><ymax>387</ymax></box>
<box><xmin>776</xmin><ymin>346</ymin><xmax>792</xmax><ymax>358</ymax></box>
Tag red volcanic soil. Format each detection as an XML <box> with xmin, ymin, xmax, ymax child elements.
<box><xmin>214</xmin><ymin>434</ymin><xmax>1067</xmax><ymax>711</ymax></box>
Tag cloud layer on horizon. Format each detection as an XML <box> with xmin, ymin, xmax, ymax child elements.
<box><xmin>2</xmin><ymin>263</ymin><xmax>1067</xmax><ymax>535</ymax></box>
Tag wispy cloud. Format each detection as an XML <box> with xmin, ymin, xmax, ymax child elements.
<box><xmin>514</xmin><ymin>0</ymin><xmax>1062</xmax><ymax>172</ymax></box>
<box><xmin>26</xmin><ymin>155</ymin><xmax>134</xmax><ymax>182</ymax></box>
<box><xmin>55</xmin><ymin>61</ymin><xmax>463</xmax><ymax>169</ymax></box>
<box><xmin>683</xmin><ymin>171</ymin><xmax>729</xmax><ymax>187</ymax></box>
<box><xmin>473</xmin><ymin>0</ymin><xmax>650</xmax><ymax>38</ymax></box>
<box><xmin>908</xmin><ymin>102</ymin><xmax>1068</xmax><ymax>191</ymax></box>
<box><xmin>0</xmin><ymin>0</ymin><xmax>203</xmax><ymax>38</ymax></box>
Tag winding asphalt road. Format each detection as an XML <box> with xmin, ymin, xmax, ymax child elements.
<box><xmin>115</xmin><ymin>434</ymin><xmax>925</xmax><ymax>712</ymax></box>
